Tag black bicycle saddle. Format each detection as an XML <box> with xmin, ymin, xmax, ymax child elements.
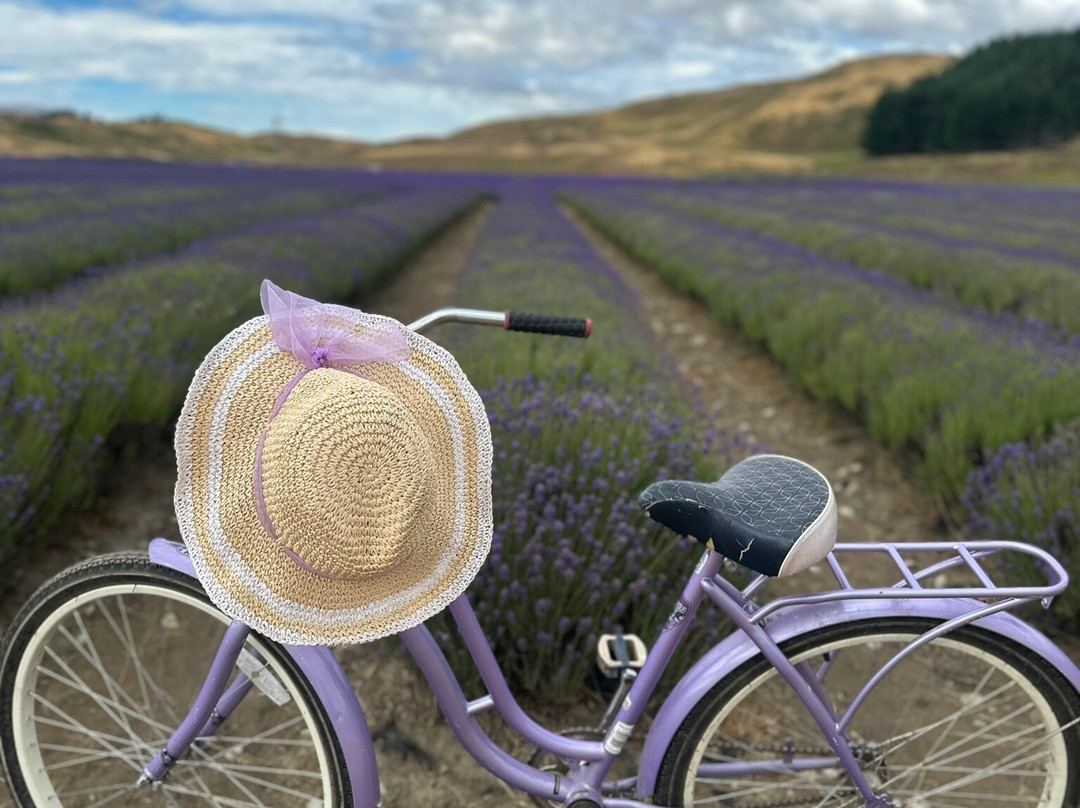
<box><xmin>639</xmin><ymin>454</ymin><xmax>837</xmax><ymax>577</ymax></box>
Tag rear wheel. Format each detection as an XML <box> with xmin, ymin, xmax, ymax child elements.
<box><xmin>0</xmin><ymin>553</ymin><xmax>351</xmax><ymax>807</ymax></box>
<box><xmin>654</xmin><ymin>617</ymin><xmax>1080</xmax><ymax>808</ymax></box>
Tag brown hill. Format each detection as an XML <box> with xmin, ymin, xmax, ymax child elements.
<box><xmin>365</xmin><ymin>53</ymin><xmax>953</xmax><ymax>174</ymax></box>
<box><xmin>0</xmin><ymin>111</ymin><xmax>369</xmax><ymax>165</ymax></box>
<box><xmin>0</xmin><ymin>53</ymin><xmax>951</xmax><ymax>174</ymax></box>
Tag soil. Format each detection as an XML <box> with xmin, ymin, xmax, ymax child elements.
<box><xmin>566</xmin><ymin>208</ymin><xmax>942</xmax><ymax>581</ymax></box>
<box><xmin>2</xmin><ymin>202</ymin><xmax>1078</xmax><ymax>808</ymax></box>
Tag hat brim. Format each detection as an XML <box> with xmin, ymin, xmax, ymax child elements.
<box><xmin>174</xmin><ymin>311</ymin><xmax>492</xmax><ymax>646</ymax></box>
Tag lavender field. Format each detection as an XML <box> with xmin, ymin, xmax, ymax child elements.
<box><xmin>1</xmin><ymin>158</ymin><xmax>1079</xmax><ymax>681</ymax></box>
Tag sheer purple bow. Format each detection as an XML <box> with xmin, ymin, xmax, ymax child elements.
<box><xmin>260</xmin><ymin>280</ymin><xmax>410</xmax><ymax>369</ymax></box>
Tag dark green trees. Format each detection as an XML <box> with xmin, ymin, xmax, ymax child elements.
<box><xmin>863</xmin><ymin>29</ymin><xmax>1080</xmax><ymax>154</ymax></box>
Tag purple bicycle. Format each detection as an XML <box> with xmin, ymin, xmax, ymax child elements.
<box><xmin>2</xmin><ymin>308</ymin><xmax>1078</xmax><ymax>808</ymax></box>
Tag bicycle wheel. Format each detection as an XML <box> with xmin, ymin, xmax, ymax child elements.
<box><xmin>0</xmin><ymin>553</ymin><xmax>352</xmax><ymax>807</ymax></box>
<box><xmin>654</xmin><ymin>617</ymin><xmax>1080</xmax><ymax>808</ymax></box>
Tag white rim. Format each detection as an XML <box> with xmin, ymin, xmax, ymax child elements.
<box><xmin>682</xmin><ymin>631</ymin><xmax>1072</xmax><ymax>808</ymax></box>
<box><xmin>12</xmin><ymin>582</ymin><xmax>334</xmax><ymax>807</ymax></box>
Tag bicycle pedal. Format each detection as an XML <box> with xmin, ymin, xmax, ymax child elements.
<box><xmin>596</xmin><ymin>633</ymin><xmax>648</xmax><ymax>678</ymax></box>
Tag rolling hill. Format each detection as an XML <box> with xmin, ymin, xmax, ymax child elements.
<box><xmin>0</xmin><ymin>111</ymin><xmax>369</xmax><ymax>165</ymax></box>
<box><xmin>367</xmin><ymin>53</ymin><xmax>953</xmax><ymax>174</ymax></box>
<box><xmin>2</xmin><ymin>53</ymin><xmax>954</xmax><ymax>175</ymax></box>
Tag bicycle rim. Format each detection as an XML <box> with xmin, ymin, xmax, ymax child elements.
<box><xmin>677</xmin><ymin>623</ymin><xmax>1077</xmax><ymax>808</ymax></box>
<box><xmin>9</xmin><ymin>580</ymin><xmax>335</xmax><ymax>807</ymax></box>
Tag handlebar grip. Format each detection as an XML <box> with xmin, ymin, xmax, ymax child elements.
<box><xmin>504</xmin><ymin>312</ymin><xmax>592</xmax><ymax>338</ymax></box>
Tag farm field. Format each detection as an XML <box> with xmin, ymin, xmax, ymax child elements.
<box><xmin>1</xmin><ymin>159</ymin><xmax>1079</xmax><ymax>807</ymax></box>
<box><xmin>1</xmin><ymin>160</ymin><xmax>1079</xmax><ymax>677</ymax></box>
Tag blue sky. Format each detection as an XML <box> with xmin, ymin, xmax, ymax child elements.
<box><xmin>2</xmin><ymin>0</ymin><xmax>1080</xmax><ymax>142</ymax></box>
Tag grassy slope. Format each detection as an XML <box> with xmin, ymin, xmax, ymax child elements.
<box><xmin>2</xmin><ymin>54</ymin><xmax>948</xmax><ymax>174</ymax></box>
<box><xmin>4</xmin><ymin>53</ymin><xmax>1079</xmax><ymax>182</ymax></box>
<box><xmin>0</xmin><ymin>112</ymin><xmax>370</xmax><ymax>165</ymax></box>
<box><xmin>367</xmin><ymin>54</ymin><xmax>953</xmax><ymax>175</ymax></box>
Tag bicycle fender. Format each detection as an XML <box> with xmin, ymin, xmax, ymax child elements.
<box><xmin>637</xmin><ymin>596</ymin><xmax>1080</xmax><ymax>799</ymax></box>
<box><xmin>149</xmin><ymin>539</ymin><xmax>381</xmax><ymax>808</ymax></box>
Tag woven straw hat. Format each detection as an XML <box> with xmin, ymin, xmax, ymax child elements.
<box><xmin>174</xmin><ymin>281</ymin><xmax>492</xmax><ymax>646</ymax></box>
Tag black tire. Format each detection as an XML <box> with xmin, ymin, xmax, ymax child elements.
<box><xmin>654</xmin><ymin>617</ymin><xmax>1080</xmax><ymax>808</ymax></box>
<box><xmin>0</xmin><ymin>552</ymin><xmax>353</xmax><ymax>807</ymax></box>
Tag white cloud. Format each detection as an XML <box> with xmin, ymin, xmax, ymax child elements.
<box><xmin>668</xmin><ymin>61</ymin><xmax>716</xmax><ymax>80</ymax></box>
<box><xmin>2</xmin><ymin>0</ymin><xmax>1080</xmax><ymax>139</ymax></box>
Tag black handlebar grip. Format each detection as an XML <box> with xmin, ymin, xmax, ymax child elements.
<box><xmin>504</xmin><ymin>311</ymin><xmax>592</xmax><ymax>338</ymax></box>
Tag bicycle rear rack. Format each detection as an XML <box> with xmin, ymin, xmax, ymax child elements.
<box><xmin>737</xmin><ymin>540</ymin><xmax>1069</xmax><ymax>624</ymax></box>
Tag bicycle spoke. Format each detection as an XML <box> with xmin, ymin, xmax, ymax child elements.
<box><xmin>81</xmin><ymin>786</ymin><xmax>138</xmax><ymax>808</ymax></box>
<box><xmin>870</xmin><ymin>678</ymin><xmax>1020</xmax><ymax>760</ymax></box>
<box><xmin>42</xmin><ymin>742</ymin><xmax>148</xmax><ymax>771</ymax></box>
<box><xmin>910</xmin><ymin>666</ymin><xmax>998</xmax><ymax>792</ymax></box>
<box><xmin>113</xmin><ymin>595</ymin><xmax>154</xmax><ymax>715</ymax></box>
<box><xmin>203</xmin><ymin>716</ymin><xmax>307</xmax><ymax>759</ymax></box>
<box><xmin>97</xmin><ymin>596</ymin><xmax>181</xmax><ymax>725</ymax></box>
<box><xmin>62</xmin><ymin>615</ymin><xmax>147</xmax><ymax>730</ymax></box>
<box><xmin>898</xmin><ymin>717</ymin><xmax>1079</xmax><ymax>803</ymax></box>
<box><xmin>31</xmin><ymin>692</ymin><xmax>144</xmax><ymax>776</ymax></box>
<box><xmin>10</xmin><ymin>583</ymin><xmax>334</xmax><ymax>808</ymax></box>
<box><xmin>33</xmin><ymin>714</ymin><xmax>146</xmax><ymax>748</ymax></box>
<box><xmin>35</xmin><ymin>659</ymin><xmax>173</xmax><ymax>740</ymax></box>
<box><xmin>682</xmin><ymin>629</ymin><xmax>1074</xmax><ymax>808</ymax></box>
<box><xmin>162</xmin><ymin>782</ymin><xmax>272</xmax><ymax>808</ymax></box>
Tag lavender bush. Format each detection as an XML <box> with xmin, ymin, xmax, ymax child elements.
<box><xmin>0</xmin><ymin>182</ymin><xmax>237</xmax><ymax>228</ymax></box>
<box><xmin>437</xmin><ymin>374</ymin><xmax>745</xmax><ymax>701</ymax></box>
<box><xmin>634</xmin><ymin>179</ymin><xmax>1080</xmax><ymax>333</ymax></box>
<box><xmin>565</xmin><ymin>187</ymin><xmax>1080</xmax><ymax>502</ymax></box>
<box><xmin>0</xmin><ymin>181</ymin><xmax>405</xmax><ymax>296</ymax></box>
<box><xmin>964</xmin><ymin>427</ymin><xmax>1080</xmax><ymax>625</ymax></box>
<box><xmin>429</xmin><ymin>182</ymin><xmax>751</xmax><ymax>701</ymax></box>
<box><xmin>0</xmin><ymin>183</ymin><xmax>484</xmax><ymax>558</ymax></box>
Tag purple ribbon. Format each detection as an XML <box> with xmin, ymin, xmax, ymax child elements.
<box><xmin>254</xmin><ymin>280</ymin><xmax>411</xmax><ymax>579</ymax></box>
<box><xmin>260</xmin><ymin>279</ymin><xmax>410</xmax><ymax>370</ymax></box>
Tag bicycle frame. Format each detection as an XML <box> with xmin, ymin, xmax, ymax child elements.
<box><xmin>143</xmin><ymin>536</ymin><xmax>1077</xmax><ymax>808</ymax></box>
<box><xmin>140</xmin><ymin>300</ymin><xmax>1079</xmax><ymax>808</ymax></box>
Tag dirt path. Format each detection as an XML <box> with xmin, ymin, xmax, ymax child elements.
<box><xmin>566</xmin><ymin>208</ymin><xmax>944</xmax><ymax>582</ymax></box>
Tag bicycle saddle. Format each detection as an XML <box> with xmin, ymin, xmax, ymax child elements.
<box><xmin>639</xmin><ymin>454</ymin><xmax>837</xmax><ymax>577</ymax></box>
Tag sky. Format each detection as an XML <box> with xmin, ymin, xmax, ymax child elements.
<box><xmin>2</xmin><ymin>0</ymin><xmax>1080</xmax><ymax>143</ymax></box>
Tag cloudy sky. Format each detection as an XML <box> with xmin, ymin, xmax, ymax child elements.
<box><xmin>2</xmin><ymin>0</ymin><xmax>1080</xmax><ymax>142</ymax></box>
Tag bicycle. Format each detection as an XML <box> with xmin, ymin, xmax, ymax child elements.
<box><xmin>2</xmin><ymin>306</ymin><xmax>1078</xmax><ymax>808</ymax></box>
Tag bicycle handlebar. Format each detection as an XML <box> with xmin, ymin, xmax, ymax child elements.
<box><xmin>504</xmin><ymin>311</ymin><xmax>591</xmax><ymax>338</ymax></box>
<box><xmin>407</xmin><ymin>307</ymin><xmax>591</xmax><ymax>339</ymax></box>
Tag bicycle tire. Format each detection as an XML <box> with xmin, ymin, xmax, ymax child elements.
<box><xmin>0</xmin><ymin>552</ymin><xmax>354</xmax><ymax>808</ymax></box>
<box><xmin>654</xmin><ymin>616</ymin><xmax>1080</xmax><ymax>808</ymax></box>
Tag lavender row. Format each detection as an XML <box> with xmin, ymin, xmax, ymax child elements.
<box><xmin>0</xmin><ymin>182</ymin><xmax>238</xmax><ymax>229</ymax></box>
<box><xmin>565</xmin><ymin>187</ymin><xmax>1080</xmax><ymax>503</ymax></box>
<box><xmin>964</xmin><ymin>427</ymin><xmax>1080</xmax><ymax>625</ymax></box>
<box><xmin>0</xmin><ymin>181</ymin><xmax>406</xmax><ymax>296</ymax></box>
<box><xmin>428</xmin><ymin>182</ymin><xmax>751</xmax><ymax>701</ymax></box>
<box><xmin>0</xmin><ymin>183</ymin><xmax>485</xmax><ymax>559</ymax></box>
<box><xmin>632</xmin><ymin>181</ymin><xmax>1080</xmax><ymax>334</ymax></box>
<box><xmin>690</xmin><ymin>178</ymin><xmax>1080</xmax><ymax>249</ymax></box>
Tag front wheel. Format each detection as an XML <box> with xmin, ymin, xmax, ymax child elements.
<box><xmin>0</xmin><ymin>552</ymin><xmax>351</xmax><ymax>807</ymax></box>
<box><xmin>654</xmin><ymin>617</ymin><xmax>1080</xmax><ymax>808</ymax></box>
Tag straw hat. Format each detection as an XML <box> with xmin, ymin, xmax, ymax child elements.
<box><xmin>174</xmin><ymin>281</ymin><xmax>492</xmax><ymax>646</ymax></box>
